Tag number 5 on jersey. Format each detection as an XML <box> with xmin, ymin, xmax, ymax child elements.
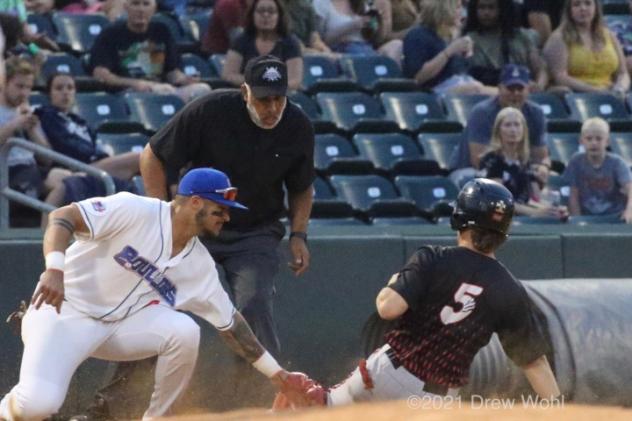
<box><xmin>440</xmin><ymin>283</ymin><xmax>483</xmax><ymax>325</ymax></box>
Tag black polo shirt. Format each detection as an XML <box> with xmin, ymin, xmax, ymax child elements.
<box><xmin>150</xmin><ymin>89</ymin><xmax>315</xmax><ymax>230</ymax></box>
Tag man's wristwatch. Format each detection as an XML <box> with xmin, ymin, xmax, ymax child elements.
<box><xmin>289</xmin><ymin>231</ymin><xmax>308</xmax><ymax>242</ymax></box>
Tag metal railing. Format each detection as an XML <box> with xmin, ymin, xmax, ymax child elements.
<box><xmin>0</xmin><ymin>138</ymin><xmax>116</xmax><ymax>231</ymax></box>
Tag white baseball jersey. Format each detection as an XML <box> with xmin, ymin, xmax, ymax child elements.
<box><xmin>63</xmin><ymin>192</ymin><xmax>235</xmax><ymax>329</ymax></box>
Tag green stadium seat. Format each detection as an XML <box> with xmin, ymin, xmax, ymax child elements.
<box><xmin>315</xmin><ymin>92</ymin><xmax>399</xmax><ymax>133</ymax></box>
<box><xmin>352</xmin><ymin>133</ymin><xmax>440</xmax><ymax>176</ymax></box>
<box><xmin>380</xmin><ymin>92</ymin><xmax>462</xmax><ymax>133</ymax></box>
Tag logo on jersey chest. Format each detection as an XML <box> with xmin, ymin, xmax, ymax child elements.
<box><xmin>113</xmin><ymin>246</ymin><xmax>177</xmax><ymax>306</ymax></box>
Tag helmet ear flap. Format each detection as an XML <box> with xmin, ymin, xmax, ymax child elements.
<box><xmin>450</xmin><ymin>211</ymin><xmax>467</xmax><ymax>231</ymax></box>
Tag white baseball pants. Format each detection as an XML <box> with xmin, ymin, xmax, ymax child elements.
<box><xmin>0</xmin><ymin>302</ymin><xmax>200</xmax><ymax>421</ymax></box>
<box><xmin>328</xmin><ymin>344</ymin><xmax>459</xmax><ymax>405</ymax></box>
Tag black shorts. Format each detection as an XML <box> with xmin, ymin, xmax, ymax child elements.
<box><xmin>9</xmin><ymin>163</ymin><xmax>44</xmax><ymax>199</ymax></box>
<box><xmin>62</xmin><ymin>175</ymin><xmax>135</xmax><ymax>205</ymax></box>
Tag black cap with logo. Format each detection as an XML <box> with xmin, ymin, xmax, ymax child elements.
<box><xmin>244</xmin><ymin>55</ymin><xmax>288</xmax><ymax>98</ymax></box>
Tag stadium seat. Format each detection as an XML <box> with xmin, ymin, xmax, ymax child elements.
<box><xmin>394</xmin><ymin>175</ymin><xmax>458</xmax><ymax>217</ymax></box>
<box><xmin>125</xmin><ymin>92</ymin><xmax>185</xmax><ymax>133</ymax></box>
<box><xmin>352</xmin><ymin>133</ymin><xmax>441</xmax><ymax>175</ymax></box>
<box><xmin>52</xmin><ymin>13</ymin><xmax>110</xmax><ymax>54</ymax></box>
<box><xmin>528</xmin><ymin>92</ymin><xmax>581</xmax><ymax>132</ymax></box>
<box><xmin>209</xmin><ymin>54</ymin><xmax>226</xmax><ymax>76</ymax></box>
<box><xmin>29</xmin><ymin>92</ymin><xmax>49</xmax><ymax>108</ymax></box>
<box><xmin>179</xmin><ymin>10</ymin><xmax>212</xmax><ymax>42</ymax></box>
<box><xmin>442</xmin><ymin>93</ymin><xmax>489</xmax><ymax>126</ymax></box>
<box><xmin>610</xmin><ymin>132</ymin><xmax>632</xmax><ymax>166</ymax></box>
<box><xmin>315</xmin><ymin>92</ymin><xmax>399</xmax><ymax>133</ymax></box>
<box><xmin>131</xmin><ymin>175</ymin><xmax>146</xmax><ymax>196</ymax></box>
<box><xmin>417</xmin><ymin>132</ymin><xmax>462</xmax><ymax>171</ymax></box>
<box><xmin>96</xmin><ymin>132</ymin><xmax>149</xmax><ymax>156</ymax></box>
<box><xmin>302</xmin><ymin>55</ymin><xmax>358</xmax><ymax>94</ymax></box>
<box><xmin>546</xmin><ymin>132</ymin><xmax>581</xmax><ymax>168</ymax></box>
<box><xmin>40</xmin><ymin>53</ymin><xmax>86</xmax><ymax>80</ymax></box>
<box><xmin>314</xmin><ymin>133</ymin><xmax>374</xmax><ymax>174</ymax></box>
<box><xmin>329</xmin><ymin>174</ymin><xmax>418</xmax><ymax>218</ymax></box>
<box><xmin>311</xmin><ymin>176</ymin><xmax>355</xmax><ymax>218</ymax></box>
<box><xmin>151</xmin><ymin>13</ymin><xmax>196</xmax><ymax>52</ymax></box>
<box><xmin>38</xmin><ymin>53</ymin><xmax>105</xmax><ymax>92</ymax></box>
<box><xmin>26</xmin><ymin>13</ymin><xmax>56</xmax><ymax>38</ymax></box>
<box><xmin>547</xmin><ymin>175</ymin><xmax>571</xmax><ymax>207</ymax></box>
<box><xmin>180</xmin><ymin>53</ymin><xmax>214</xmax><ymax>77</ymax></box>
<box><xmin>565</xmin><ymin>92</ymin><xmax>632</xmax><ymax>131</ymax></box>
<box><xmin>380</xmin><ymin>92</ymin><xmax>462</xmax><ymax>133</ymax></box>
<box><xmin>288</xmin><ymin>92</ymin><xmax>337</xmax><ymax>132</ymax></box>
<box><xmin>180</xmin><ymin>53</ymin><xmax>232</xmax><ymax>88</ymax></box>
<box><xmin>73</xmin><ymin>92</ymin><xmax>144</xmax><ymax>133</ymax></box>
<box><xmin>602</xmin><ymin>0</ymin><xmax>629</xmax><ymax>14</ymax></box>
<box><xmin>339</xmin><ymin>55</ymin><xmax>416</xmax><ymax>92</ymax></box>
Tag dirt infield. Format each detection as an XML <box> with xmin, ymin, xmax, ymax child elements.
<box><xmin>170</xmin><ymin>401</ymin><xmax>632</xmax><ymax>421</ymax></box>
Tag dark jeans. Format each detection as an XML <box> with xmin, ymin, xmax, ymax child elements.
<box><xmin>201</xmin><ymin>221</ymin><xmax>285</xmax><ymax>356</ymax></box>
<box><xmin>93</xmin><ymin>222</ymin><xmax>284</xmax><ymax>416</ymax></box>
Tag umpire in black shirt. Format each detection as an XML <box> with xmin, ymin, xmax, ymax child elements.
<box><xmin>142</xmin><ymin>55</ymin><xmax>315</xmax><ymax>356</ymax></box>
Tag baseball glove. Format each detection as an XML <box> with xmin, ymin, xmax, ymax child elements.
<box><xmin>272</xmin><ymin>372</ymin><xmax>326</xmax><ymax>410</ymax></box>
<box><xmin>6</xmin><ymin>300</ymin><xmax>28</xmax><ymax>336</ymax></box>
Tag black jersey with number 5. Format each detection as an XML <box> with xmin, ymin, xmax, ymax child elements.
<box><xmin>385</xmin><ymin>245</ymin><xmax>549</xmax><ymax>388</ymax></box>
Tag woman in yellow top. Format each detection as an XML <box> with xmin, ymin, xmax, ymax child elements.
<box><xmin>543</xmin><ymin>0</ymin><xmax>629</xmax><ymax>95</ymax></box>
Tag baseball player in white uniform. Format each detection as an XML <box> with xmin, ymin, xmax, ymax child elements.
<box><xmin>0</xmin><ymin>168</ymin><xmax>309</xmax><ymax>421</ymax></box>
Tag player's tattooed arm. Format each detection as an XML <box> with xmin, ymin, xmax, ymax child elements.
<box><xmin>51</xmin><ymin>217</ymin><xmax>75</xmax><ymax>235</ymax></box>
<box><xmin>217</xmin><ymin>311</ymin><xmax>266</xmax><ymax>363</ymax></box>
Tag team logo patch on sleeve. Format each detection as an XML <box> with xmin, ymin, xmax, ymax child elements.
<box><xmin>91</xmin><ymin>200</ymin><xmax>106</xmax><ymax>212</ymax></box>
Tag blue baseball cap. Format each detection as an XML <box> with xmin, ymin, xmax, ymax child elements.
<box><xmin>500</xmin><ymin>64</ymin><xmax>531</xmax><ymax>87</ymax></box>
<box><xmin>177</xmin><ymin>168</ymin><xmax>248</xmax><ymax>210</ymax></box>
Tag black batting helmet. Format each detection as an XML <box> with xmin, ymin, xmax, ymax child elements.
<box><xmin>450</xmin><ymin>178</ymin><xmax>515</xmax><ymax>235</ymax></box>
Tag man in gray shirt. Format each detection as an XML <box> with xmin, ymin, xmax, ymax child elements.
<box><xmin>449</xmin><ymin>64</ymin><xmax>548</xmax><ymax>186</ymax></box>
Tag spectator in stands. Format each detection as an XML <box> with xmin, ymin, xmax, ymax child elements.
<box><xmin>564</xmin><ymin>117</ymin><xmax>632</xmax><ymax>223</ymax></box>
<box><xmin>35</xmin><ymin>73</ymin><xmax>140</xmax><ymax>224</ymax></box>
<box><xmin>222</xmin><ymin>0</ymin><xmax>303</xmax><ymax>90</ymax></box>
<box><xmin>607</xmin><ymin>0</ymin><xmax>632</xmax><ymax>75</ymax></box>
<box><xmin>464</xmin><ymin>0</ymin><xmax>547</xmax><ymax>91</ymax></box>
<box><xmin>449</xmin><ymin>64</ymin><xmax>548</xmax><ymax>187</ymax></box>
<box><xmin>372</xmin><ymin>0</ymin><xmax>419</xmax><ymax>63</ymax></box>
<box><xmin>201</xmin><ymin>0</ymin><xmax>251</xmax><ymax>56</ymax></box>
<box><xmin>25</xmin><ymin>0</ymin><xmax>125</xmax><ymax>20</ymax></box>
<box><xmin>36</xmin><ymin>73</ymin><xmax>140</xmax><ymax>180</ymax></box>
<box><xmin>519</xmin><ymin>0</ymin><xmax>565</xmax><ymax>46</ymax></box>
<box><xmin>24</xmin><ymin>0</ymin><xmax>54</xmax><ymax>14</ymax></box>
<box><xmin>0</xmin><ymin>0</ymin><xmax>59</xmax><ymax>52</ymax></box>
<box><xmin>480</xmin><ymin>106</ymin><xmax>567</xmax><ymax>219</ymax></box>
<box><xmin>0</xmin><ymin>56</ymin><xmax>57</xmax><ymax>201</ymax></box>
<box><xmin>543</xmin><ymin>0</ymin><xmax>630</xmax><ymax>96</ymax></box>
<box><xmin>59</xmin><ymin>0</ymin><xmax>126</xmax><ymax>21</ymax></box>
<box><xmin>402</xmin><ymin>0</ymin><xmax>497</xmax><ymax>94</ymax></box>
<box><xmin>89</xmin><ymin>0</ymin><xmax>211</xmax><ymax>103</ymax></box>
<box><xmin>285</xmin><ymin>0</ymin><xmax>333</xmax><ymax>55</ymax></box>
<box><xmin>312</xmin><ymin>0</ymin><xmax>379</xmax><ymax>55</ymax></box>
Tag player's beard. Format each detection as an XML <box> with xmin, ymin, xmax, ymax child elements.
<box><xmin>246</xmin><ymin>99</ymin><xmax>285</xmax><ymax>129</ymax></box>
<box><xmin>196</xmin><ymin>208</ymin><xmax>221</xmax><ymax>238</ymax></box>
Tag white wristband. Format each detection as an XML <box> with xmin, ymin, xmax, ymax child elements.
<box><xmin>252</xmin><ymin>351</ymin><xmax>282</xmax><ymax>378</ymax></box>
<box><xmin>45</xmin><ymin>251</ymin><xmax>65</xmax><ymax>272</ymax></box>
